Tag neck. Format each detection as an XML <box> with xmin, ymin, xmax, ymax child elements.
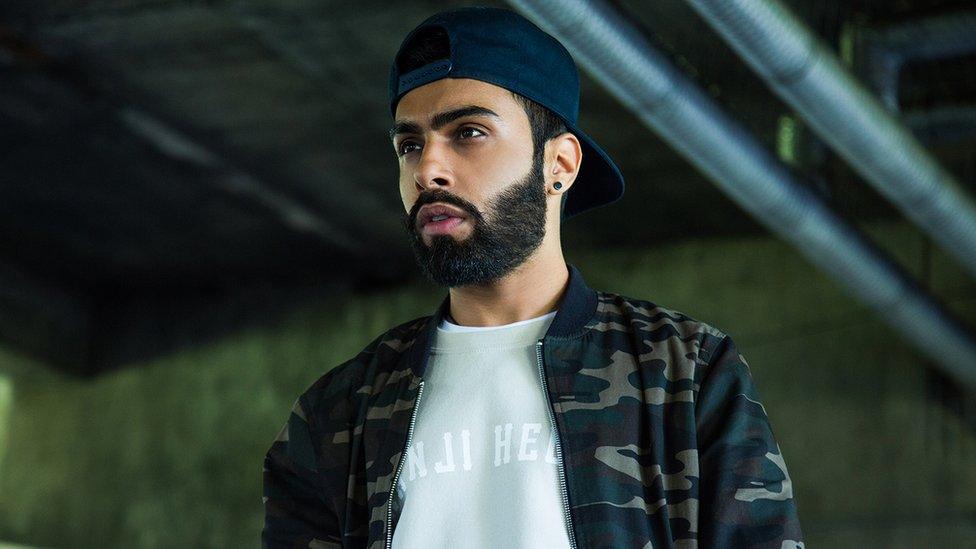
<box><xmin>447</xmin><ymin>239</ymin><xmax>569</xmax><ymax>327</ymax></box>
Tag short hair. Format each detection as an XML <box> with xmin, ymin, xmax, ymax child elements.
<box><xmin>396</xmin><ymin>26</ymin><xmax>571</xmax><ymax>214</ymax></box>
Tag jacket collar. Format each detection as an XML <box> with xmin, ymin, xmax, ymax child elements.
<box><xmin>406</xmin><ymin>262</ymin><xmax>598</xmax><ymax>379</ymax></box>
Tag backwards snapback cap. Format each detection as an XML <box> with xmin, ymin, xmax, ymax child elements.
<box><xmin>388</xmin><ymin>6</ymin><xmax>625</xmax><ymax>219</ymax></box>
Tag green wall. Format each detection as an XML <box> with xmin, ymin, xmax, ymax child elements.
<box><xmin>1</xmin><ymin>219</ymin><xmax>974</xmax><ymax>548</ymax></box>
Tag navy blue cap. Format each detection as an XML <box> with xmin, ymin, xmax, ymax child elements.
<box><xmin>388</xmin><ymin>6</ymin><xmax>625</xmax><ymax>219</ymax></box>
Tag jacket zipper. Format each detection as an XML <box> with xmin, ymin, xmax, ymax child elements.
<box><xmin>537</xmin><ymin>339</ymin><xmax>579</xmax><ymax>549</ymax></box>
<box><xmin>386</xmin><ymin>379</ymin><xmax>425</xmax><ymax>549</ymax></box>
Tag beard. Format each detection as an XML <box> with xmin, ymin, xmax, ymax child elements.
<box><xmin>402</xmin><ymin>153</ymin><xmax>548</xmax><ymax>287</ymax></box>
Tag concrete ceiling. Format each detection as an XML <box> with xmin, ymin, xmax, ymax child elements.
<box><xmin>1</xmin><ymin>0</ymin><xmax>974</xmax><ymax>374</ymax></box>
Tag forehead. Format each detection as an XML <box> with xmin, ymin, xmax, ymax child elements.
<box><xmin>395</xmin><ymin>77</ymin><xmax>524</xmax><ymax>123</ymax></box>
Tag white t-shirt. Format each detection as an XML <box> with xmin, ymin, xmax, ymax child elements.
<box><xmin>391</xmin><ymin>310</ymin><xmax>572</xmax><ymax>549</ymax></box>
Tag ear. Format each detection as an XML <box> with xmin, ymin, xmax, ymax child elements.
<box><xmin>545</xmin><ymin>132</ymin><xmax>582</xmax><ymax>196</ymax></box>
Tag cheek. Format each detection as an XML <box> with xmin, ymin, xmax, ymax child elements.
<box><xmin>479</xmin><ymin>152</ymin><xmax>533</xmax><ymax>194</ymax></box>
<box><xmin>399</xmin><ymin>175</ymin><xmax>416</xmax><ymax>212</ymax></box>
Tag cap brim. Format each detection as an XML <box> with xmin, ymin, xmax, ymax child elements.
<box><xmin>562</xmin><ymin>122</ymin><xmax>625</xmax><ymax>219</ymax></box>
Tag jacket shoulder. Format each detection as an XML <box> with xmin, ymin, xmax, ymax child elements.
<box><xmin>593</xmin><ymin>290</ymin><xmax>730</xmax><ymax>364</ymax></box>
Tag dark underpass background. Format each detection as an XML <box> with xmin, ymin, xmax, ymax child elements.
<box><xmin>1</xmin><ymin>0</ymin><xmax>975</xmax><ymax>547</ymax></box>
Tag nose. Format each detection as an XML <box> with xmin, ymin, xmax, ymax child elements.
<box><xmin>413</xmin><ymin>141</ymin><xmax>453</xmax><ymax>192</ymax></box>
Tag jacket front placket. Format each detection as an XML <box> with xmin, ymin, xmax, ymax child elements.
<box><xmin>537</xmin><ymin>334</ymin><xmax>582</xmax><ymax>549</ymax></box>
<box><xmin>371</xmin><ymin>304</ymin><xmax>443</xmax><ymax>549</ymax></box>
<box><xmin>362</xmin><ymin>361</ymin><xmax>423</xmax><ymax>549</ymax></box>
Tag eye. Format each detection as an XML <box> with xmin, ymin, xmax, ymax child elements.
<box><xmin>458</xmin><ymin>126</ymin><xmax>486</xmax><ymax>140</ymax></box>
<box><xmin>397</xmin><ymin>140</ymin><xmax>420</xmax><ymax>157</ymax></box>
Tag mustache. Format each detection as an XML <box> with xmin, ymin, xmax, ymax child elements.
<box><xmin>405</xmin><ymin>190</ymin><xmax>483</xmax><ymax>230</ymax></box>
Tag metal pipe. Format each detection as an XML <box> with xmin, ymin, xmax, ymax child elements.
<box><xmin>683</xmin><ymin>0</ymin><xmax>976</xmax><ymax>281</ymax></box>
<box><xmin>506</xmin><ymin>0</ymin><xmax>976</xmax><ymax>388</ymax></box>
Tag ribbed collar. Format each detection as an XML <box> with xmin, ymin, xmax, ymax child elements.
<box><xmin>406</xmin><ymin>262</ymin><xmax>598</xmax><ymax>379</ymax></box>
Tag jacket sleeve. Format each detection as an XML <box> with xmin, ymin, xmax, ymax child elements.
<box><xmin>262</xmin><ymin>394</ymin><xmax>343</xmax><ymax>549</ymax></box>
<box><xmin>695</xmin><ymin>334</ymin><xmax>805</xmax><ymax>548</ymax></box>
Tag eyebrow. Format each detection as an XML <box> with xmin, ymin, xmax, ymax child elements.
<box><xmin>390</xmin><ymin>105</ymin><xmax>501</xmax><ymax>142</ymax></box>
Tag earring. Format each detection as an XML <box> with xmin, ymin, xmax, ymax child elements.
<box><xmin>553</xmin><ymin>181</ymin><xmax>563</xmax><ymax>191</ymax></box>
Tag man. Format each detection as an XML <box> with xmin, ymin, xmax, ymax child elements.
<box><xmin>263</xmin><ymin>6</ymin><xmax>803</xmax><ymax>549</ymax></box>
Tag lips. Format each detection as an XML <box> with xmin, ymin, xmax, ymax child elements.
<box><xmin>414</xmin><ymin>202</ymin><xmax>472</xmax><ymax>239</ymax></box>
<box><xmin>417</xmin><ymin>202</ymin><xmax>469</xmax><ymax>228</ymax></box>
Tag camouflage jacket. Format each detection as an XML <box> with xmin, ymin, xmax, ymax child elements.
<box><xmin>263</xmin><ymin>263</ymin><xmax>804</xmax><ymax>548</ymax></box>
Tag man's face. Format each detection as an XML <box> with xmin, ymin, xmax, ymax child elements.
<box><xmin>392</xmin><ymin>78</ymin><xmax>548</xmax><ymax>287</ymax></box>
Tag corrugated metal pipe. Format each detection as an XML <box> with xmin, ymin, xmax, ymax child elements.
<box><xmin>683</xmin><ymin>0</ymin><xmax>976</xmax><ymax>281</ymax></box>
<box><xmin>506</xmin><ymin>0</ymin><xmax>976</xmax><ymax>388</ymax></box>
